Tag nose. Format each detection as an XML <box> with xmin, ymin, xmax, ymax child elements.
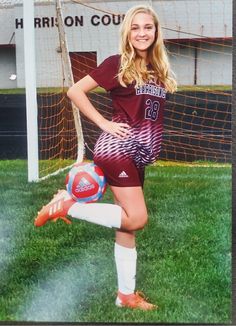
<box><xmin>138</xmin><ymin>29</ymin><xmax>146</xmax><ymax>36</ymax></box>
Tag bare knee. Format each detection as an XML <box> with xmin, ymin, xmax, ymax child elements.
<box><xmin>111</xmin><ymin>185</ymin><xmax>148</xmax><ymax>232</ymax></box>
<box><xmin>123</xmin><ymin>212</ymin><xmax>148</xmax><ymax>231</ymax></box>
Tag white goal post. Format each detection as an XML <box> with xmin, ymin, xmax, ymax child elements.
<box><xmin>23</xmin><ymin>0</ymin><xmax>38</xmax><ymax>181</ymax></box>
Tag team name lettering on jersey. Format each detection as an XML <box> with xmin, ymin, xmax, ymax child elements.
<box><xmin>136</xmin><ymin>83</ymin><xmax>166</xmax><ymax>99</ymax></box>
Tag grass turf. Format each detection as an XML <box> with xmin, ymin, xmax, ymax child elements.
<box><xmin>0</xmin><ymin>160</ymin><xmax>232</xmax><ymax>323</ymax></box>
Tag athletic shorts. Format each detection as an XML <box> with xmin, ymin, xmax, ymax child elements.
<box><xmin>93</xmin><ymin>132</ymin><xmax>145</xmax><ymax>187</ymax></box>
<box><xmin>94</xmin><ymin>153</ymin><xmax>145</xmax><ymax>187</ymax></box>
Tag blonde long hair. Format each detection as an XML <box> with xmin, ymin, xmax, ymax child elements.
<box><xmin>118</xmin><ymin>5</ymin><xmax>177</xmax><ymax>93</ymax></box>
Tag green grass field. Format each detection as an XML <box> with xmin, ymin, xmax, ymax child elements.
<box><xmin>0</xmin><ymin>160</ymin><xmax>232</xmax><ymax>323</ymax></box>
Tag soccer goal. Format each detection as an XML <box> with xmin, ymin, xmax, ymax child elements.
<box><xmin>23</xmin><ymin>0</ymin><xmax>84</xmax><ymax>181</ymax></box>
<box><xmin>20</xmin><ymin>0</ymin><xmax>231</xmax><ymax>181</ymax></box>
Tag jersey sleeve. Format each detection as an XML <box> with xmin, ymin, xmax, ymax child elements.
<box><xmin>89</xmin><ymin>55</ymin><xmax>120</xmax><ymax>91</ymax></box>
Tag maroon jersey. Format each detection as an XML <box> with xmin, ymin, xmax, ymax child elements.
<box><xmin>89</xmin><ymin>54</ymin><xmax>166</xmax><ymax>176</ymax></box>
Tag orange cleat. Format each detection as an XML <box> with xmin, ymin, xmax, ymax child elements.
<box><xmin>115</xmin><ymin>291</ymin><xmax>158</xmax><ymax>310</ymax></box>
<box><xmin>34</xmin><ymin>190</ymin><xmax>75</xmax><ymax>227</ymax></box>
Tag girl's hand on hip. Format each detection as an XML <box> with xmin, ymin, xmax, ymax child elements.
<box><xmin>99</xmin><ymin>120</ymin><xmax>131</xmax><ymax>139</ymax></box>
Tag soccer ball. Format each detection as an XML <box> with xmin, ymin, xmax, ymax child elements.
<box><xmin>65</xmin><ymin>162</ymin><xmax>107</xmax><ymax>203</ymax></box>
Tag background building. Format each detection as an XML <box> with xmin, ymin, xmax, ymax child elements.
<box><xmin>0</xmin><ymin>0</ymin><xmax>232</xmax><ymax>88</ymax></box>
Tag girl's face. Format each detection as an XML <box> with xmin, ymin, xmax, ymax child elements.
<box><xmin>129</xmin><ymin>12</ymin><xmax>156</xmax><ymax>59</ymax></box>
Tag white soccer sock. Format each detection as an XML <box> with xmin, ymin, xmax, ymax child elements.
<box><xmin>68</xmin><ymin>202</ymin><xmax>122</xmax><ymax>229</ymax></box>
<box><xmin>114</xmin><ymin>243</ymin><xmax>137</xmax><ymax>295</ymax></box>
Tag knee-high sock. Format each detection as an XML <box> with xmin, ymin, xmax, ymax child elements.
<box><xmin>114</xmin><ymin>242</ymin><xmax>137</xmax><ymax>295</ymax></box>
<box><xmin>68</xmin><ymin>202</ymin><xmax>122</xmax><ymax>229</ymax></box>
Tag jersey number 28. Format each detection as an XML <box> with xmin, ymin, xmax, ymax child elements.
<box><xmin>145</xmin><ymin>99</ymin><xmax>160</xmax><ymax>122</ymax></box>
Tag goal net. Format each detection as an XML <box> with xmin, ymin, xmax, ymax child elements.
<box><xmin>64</xmin><ymin>0</ymin><xmax>232</xmax><ymax>164</ymax></box>
<box><xmin>3</xmin><ymin>0</ymin><xmax>232</xmax><ymax>180</ymax></box>
<box><xmin>2</xmin><ymin>0</ymin><xmax>84</xmax><ymax>180</ymax></box>
<box><xmin>36</xmin><ymin>0</ymin><xmax>84</xmax><ymax>179</ymax></box>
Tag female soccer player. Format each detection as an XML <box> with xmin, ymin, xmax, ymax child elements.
<box><xmin>35</xmin><ymin>4</ymin><xmax>177</xmax><ymax>310</ymax></box>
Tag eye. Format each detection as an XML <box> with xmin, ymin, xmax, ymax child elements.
<box><xmin>146</xmin><ymin>25</ymin><xmax>154</xmax><ymax>30</ymax></box>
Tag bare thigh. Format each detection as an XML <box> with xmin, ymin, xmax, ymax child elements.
<box><xmin>110</xmin><ymin>185</ymin><xmax>148</xmax><ymax>232</ymax></box>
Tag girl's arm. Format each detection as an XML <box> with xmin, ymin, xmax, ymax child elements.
<box><xmin>67</xmin><ymin>75</ymin><xmax>131</xmax><ymax>139</ymax></box>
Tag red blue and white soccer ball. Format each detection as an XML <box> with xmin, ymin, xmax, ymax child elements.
<box><xmin>65</xmin><ymin>162</ymin><xmax>107</xmax><ymax>203</ymax></box>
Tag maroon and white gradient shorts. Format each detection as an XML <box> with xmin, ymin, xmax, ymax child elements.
<box><xmin>93</xmin><ymin>132</ymin><xmax>148</xmax><ymax>187</ymax></box>
<box><xmin>93</xmin><ymin>121</ymin><xmax>163</xmax><ymax>187</ymax></box>
<box><xmin>94</xmin><ymin>152</ymin><xmax>145</xmax><ymax>187</ymax></box>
